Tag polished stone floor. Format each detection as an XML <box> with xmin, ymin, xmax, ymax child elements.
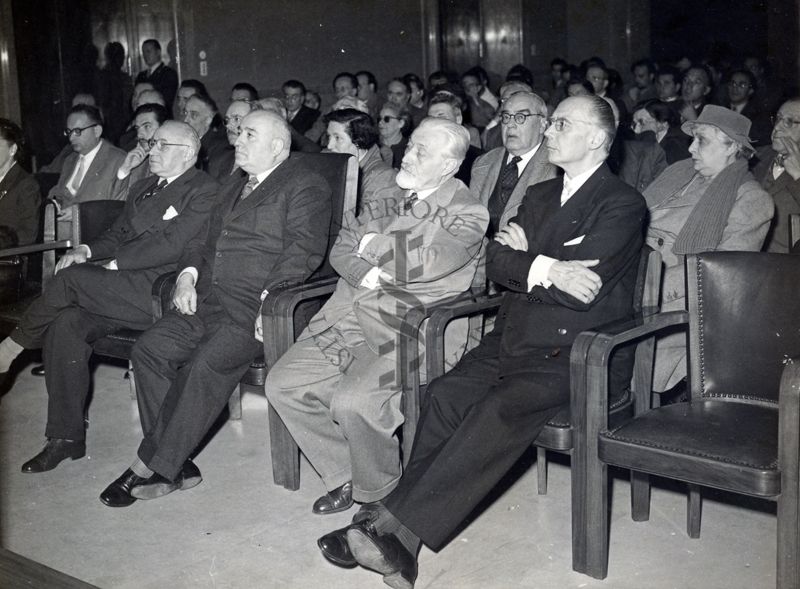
<box><xmin>0</xmin><ymin>361</ymin><xmax>776</xmax><ymax>589</ymax></box>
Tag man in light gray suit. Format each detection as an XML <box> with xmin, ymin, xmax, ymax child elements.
<box><xmin>469</xmin><ymin>91</ymin><xmax>557</xmax><ymax>237</ymax></box>
<box><xmin>265</xmin><ymin>118</ymin><xmax>488</xmax><ymax>516</ymax></box>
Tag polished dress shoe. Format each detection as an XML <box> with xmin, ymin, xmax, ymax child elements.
<box><xmin>30</xmin><ymin>365</ymin><xmax>45</xmax><ymax>377</ymax></box>
<box><xmin>347</xmin><ymin>521</ymin><xmax>417</xmax><ymax>589</ymax></box>
<box><xmin>21</xmin><ymin>438</ymin><xmax>86</xmax><ymax>473</ymax></box>
<box><xmin>100</xmin><ymin>469</ymin><xmax>151</xmax><ymax>507</ymax></box>
<box><xmin>312</xmin><ymin>480</ymin><xmax>353</xmax><ymax>514</ymax></box>
<box><xmin>130</xmin><ymin>460</ymin><xmax>203</xmax><ymax>500</ymax></box>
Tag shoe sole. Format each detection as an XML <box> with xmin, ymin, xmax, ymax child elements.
<box><xmin>130</xmin><ymin>474</ymin><xmax>203</xmax><ymax>500</ymax></box>
<box><xmin>346</xmin><ymin>529</ymin><xmax>413</xmax><ymax>589</ymax></box>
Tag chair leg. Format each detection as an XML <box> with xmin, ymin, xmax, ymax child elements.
<box><xmin>687</xmin><ymin>484</ymin><xmax>702</xmax><ymax>539</ymax></box>
<box><xmin>630</xmin><ymin>471</ymin><xmax>651</xmax><ymax>522</ymax></box>
<box><xmin>268</xmin><ymin>405</ymin><xmax>300</xmax><ymax>490</ymax></box>
<box><xmin>126</xmin><ymin>361</ymin><xmax>136</xmax><ymax>400</ymax></box>
<box><xmin>537</xmin><ymin>446</ymin><xmax>548</xmax><ymax>495</ymax></box>
<box><xmin>228</xmin><ymin>384</ymin><xmax>242</xmax><ymax>421</ymax></box>
<box><xmin>574</xmin><ymin>452</ymin><xmax>609</xmax><ymax>578</ymax></box>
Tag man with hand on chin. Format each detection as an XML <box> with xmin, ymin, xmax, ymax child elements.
<box><xmin>0</xmin><ymin>121</ymin><xmax>218</xmax><ymax>475</ymax></box>
<box><xmin>317</xmin><ymin>96</ymin><xmax>647</xmax><ymax>589</ymax></box>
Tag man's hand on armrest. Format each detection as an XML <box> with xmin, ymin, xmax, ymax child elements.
<box><xmin>173</xmin><ymin>269</ymin><xmax>198</xmax><ymax>315</ymax></box>
<box><xmin>55</xmin><ymin>244</ymin><xmax>91</xmax><ymax>273</ymax></box>
<box><xmin>547</xmin><ymin>259</ymin><xmax>602</xmax><ymax>304</ymax></box>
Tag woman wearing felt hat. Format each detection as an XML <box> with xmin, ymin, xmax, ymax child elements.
<box><xmin>644</xmin><ymin>105</ymin><xmax>775</xmax><ymax>394</ymax></box>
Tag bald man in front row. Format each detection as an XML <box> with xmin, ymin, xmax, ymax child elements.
<box><xmin>100</xmin><ymin>111</ymin><xmax>332</xmax><ymax>507</ymax></box>
<box><xmin>0</xmin><ymin>121</ymin><xmax>219</xmax><ymax>474</ymax></box>
<box><xmin>318</xmin><ymin>96</ymin><xmax>647</xmax><ymax>588</ymax></box>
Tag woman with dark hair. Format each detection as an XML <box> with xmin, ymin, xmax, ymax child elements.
<box><xmin>325</xmin><ymin>108</ymin><xmax>396</xmax><ymax>213</ymax></box>
<box><xmin>0</xmin><ymin>118</ymin><xmax>41</xmax><ymax>246</ymax></box>
<box><xmin>377</xmin><ymin>103</ymin><xmax>413</xmax><ymax>169</ymax></box>
<box><xmin>632</xmin><ymin>99</ymin><xmax>691</xmax><ymax>164</ymax></box>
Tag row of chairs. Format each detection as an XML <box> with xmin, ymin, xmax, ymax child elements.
<box><xmin>1</xmin><ymin>154</ymin><xmax>798</xmax><ymax>587</ymax></box>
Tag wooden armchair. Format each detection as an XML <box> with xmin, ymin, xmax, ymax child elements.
<box><xmin>421</xmin><ymin>248</ymin><xmax>661</xmax><ymax>495</ymax></box>
<box><xmin>575</xmin><ymin>252</ymin><xmax>800</xmax><ymax>588</ymax></box>
<box><xmin>0</xmin><ymin>199</ymin><xmax>124</xmax><ymax>332</ymax></box>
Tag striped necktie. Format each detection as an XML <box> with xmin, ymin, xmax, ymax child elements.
<box><xmin>403</xmin><ymin>192</ymin><xmax>418</xmax><ymax>211</ymax></box>
<box><xmin>240</xmin><ymin>175</ymin><xmax>259</xmax><ymax>199</ymax></box>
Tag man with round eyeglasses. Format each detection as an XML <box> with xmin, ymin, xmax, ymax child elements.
<box><xmin>470</xmin><ymin>91</ymin><xmax>556</xmax><ymax>238</ymax></box>
<box><xmin>754</xmin><ymin>98</ymin><xmax>800</xmax><ymax>252</ymax></box>
<box><xmin>0</xmin><ymin>120</ymin><xmax>219</xmax><ymax>478</ymax></box>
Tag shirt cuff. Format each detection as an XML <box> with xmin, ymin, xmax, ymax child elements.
<box><xmin>527</xmin><ymin>255</ymin><xmax>556</xmax><ymax>291</ymax></box>
<box><xmin>103</xmin><ymin>259</ymin><xmax>118</xmax><ymax>270</ymax></box>
<box><xmin>358</xmin><ymin>233</ymin><xmax>377</xmax><ymax>254</ymax></box>
<box><xmin>117</xmin><ymin>169</ymin><xmax>130</xmax><ymax>180</ymax></box>
<box><xmin>360</xmin><ymin>266</ymin><xmax>382</xmax><ymax>289</ymax></box>
<box><xmin>178</xmin><ymin>267</ymin><xmax>198</xmax><ymax>286</ymax></box>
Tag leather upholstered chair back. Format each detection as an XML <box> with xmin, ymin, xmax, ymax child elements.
<box><xmin>292</xmin><ymin>152</ymin><xmax>358</xmax><ymax>280</ymax></box>
<box><xmin>686</xmin><ymin>251</ymin><xmax>800</xmax><ymax>403</ymax></box>
<box><xmin>73</xmin><ymin>200</ymin><xmax>126</xmax><ymax>245</ymax></box>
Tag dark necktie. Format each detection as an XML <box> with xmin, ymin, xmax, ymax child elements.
<box><xmin>143</xmin><ymin>179</ymin><xmax>168</xmax><ymax>199</ymax></box>
<box><xmin>240</xmin><ymin>175</ymin><xmax>259</xmax><ymax>199</ymax></box>
<box><xmin>404</xmin><ymin>192</ymin><xmax>418</xmax><ymax>211</ymax></box>
<box><xmin>499</xmin><ymin>155</ymin><xmax>522</xmax><ymax>205</ymax></box>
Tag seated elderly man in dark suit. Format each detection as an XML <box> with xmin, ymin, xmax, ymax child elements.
<box><xmin>317</xmin><ymin>96</ymin><xmax>647</xmax><ymax>589</ymax></box>
<box><xmin>265</xmin><ymin>118</ymin><xmax>489</xmax><ymax>516</ymax></box>
<box><xmin>0</xmin><ymin>121</ymin><xmax>218</xmax><ymax>473</ymax></box>
<box><xmin>100</xmin><ymin>111</ymin><xmax>332</xmax><ymax>507</ymax></box>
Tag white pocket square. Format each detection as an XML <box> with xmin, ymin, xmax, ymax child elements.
<box><xmin>563</xmin><ymin>235</ymin><xmax>585</xmax><ymax>246</ymax></box>
<box><xmin>162</xmin><ymin>205</ymin><xmax>179</xmax><ymax>220</ymax></box>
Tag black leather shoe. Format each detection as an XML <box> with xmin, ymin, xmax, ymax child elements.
<box><xmin>21</xmin><ymin>438</ymin><xmax>86</xmax><ymax>473</ymax></box>
<box><xmin>100</xmin><ymin>469</ymin><xmax>150</xmax><ymax>507</ymax></box>
<box><xmin>31</xmin><ymin>365</ymin><xmax>45</xmax><ymax>377</ymax></box>
<box><xmin>130</xmin><ymin>460</ymin><xmax>203</xmax><ymax>500</ymax></box>
<box><xmin>346</xmin><ymin>521</ymin><xmax>417</xmax><ymax>589</ymax></box>
<box><xmin>313</xmin><ymin>480</ymin><xmax>353</xmax><ymax>514</ymax></box>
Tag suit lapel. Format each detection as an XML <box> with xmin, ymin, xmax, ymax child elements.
<box><xmin>81</xmin><ymin>140</ymin><xmax>109</xmax><ymax>187</ymax></box>
<box><xmin>225</xmin><ymin>161</ymin><xmax>291</xmax><ymax>222</ymax></box>
<box><xmin>535</xmin><ymin>165</ymin><xmax>609</xmax><ymax>248</ymax></box>
<box><xmin>501</xmin><ymin>144</ymin><xmax>553</xmax><ymax>227</ymax></box>
<box><xmin>127</xmin><ymin>168</ymin><xmax>197</xmax><ymax>236</ymax></box>
<box><xmin>0</xmin><ymin>164</ymin><xmax>23</xmax><ymax>198</ymax></box>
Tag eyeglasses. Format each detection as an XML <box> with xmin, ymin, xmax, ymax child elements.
<box><xmin>728</xmin><ymin>81</ymin><xmax>751</xmax><ymax>89</ymax></box>
<box><xmin>63</xmin><ymin>123</ymin><xmax>99</xmax><ymax>138</ymax></box>
<box><xmin>381</xmin><ymin>115</ymin><xmax>401</xmax><ymax>123</ymax></box>
<box><xmin>546</xmin><ymin>117</ymin><xmax>595</xmax><ymax>132</ymax></box>
<box><xmin>224</xmin><ymin>115</ymin><xmax>243</xmax><ymax>127</ymax></box>
<box><xmin>500</xmin><ymin>112</ymin><xmax>544</xmax><ymax>125</ymax></box>
<box><xmin>771</xmin><ymin>114</ymin><xmax>800</xmax><ymax>129</ymax></box>
<box><xmin>147</xmin><ymin>138</ymin><xmax>190</xmax><ymax>150</ymax></box>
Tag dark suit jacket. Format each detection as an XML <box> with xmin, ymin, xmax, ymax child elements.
<box><xmin>47</xmin><ymin>140</ymin><xmax>127</xmax><ymax>208</ymax></box>
<box><xmin>199</xmin><ymin>128</ymin><xmax>234</xmax><ymax>181</ymax></box>
<box><xmin>181</xmin><ymin>155</ymin><xmax>332</xmax><ymax>329</ymax></box>
<box><xmin>0</xmin><ymin>163</ymin><xmax>42</xmax><ymax>245</ymax></box>
<box><xmin>454</xmin><ymin>144</ymin><xmax>483</xmax><ymax>186</ymax></box>
<box><xmin>487</xmin><ymin>164</ymin><xmax>646</xmax><ymax>372</ymax></box>
<box><xmin>754</xmin><ymin>145</ymin><xmax>800</xmax><ymax>253</ymax></box>
<box><xmin>135</xmin><ymin>63</ymin><xmax>178</xmax><ymax>111</ymax></box>
<box><xmin>288</xmin><ymin>105</ymin><xmax>320</xmax><ymax>135</ymax></box>
<box><xmin>89</xmin><ymin>166</ymin><xmax>219</xmax><ymax>274</ymax></box>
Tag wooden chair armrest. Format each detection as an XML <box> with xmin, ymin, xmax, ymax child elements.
<box><xmin>261</xmin><ymin>276</ymin><xmax>339</xmax><ymax>366</ymax></box>
<box><xmin>0</xmin><ymin>240</ymin><xmax>73</xmax><ymax>258</ymax></box>
<box><xmin>150</xmin><ymin>272</ymin><xmax>177</xmax><ymax>320</ymax></box>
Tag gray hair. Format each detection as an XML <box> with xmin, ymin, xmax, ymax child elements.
<box><xmin>256</xmin><ymin>98</ymin><xmax>288</xmax><ymax>120</ymax></box>
<box><xmin>415</xmin><ymin>117</ymin><xmax>469</xmax><ymax>163</ymax></box>
<box><xmin>160</xmin><ymin>120</ymin><xmax>201</xmax><ymax>158</ymax></box>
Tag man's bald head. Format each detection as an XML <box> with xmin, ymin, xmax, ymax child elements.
<box><xmin>234</xmin><ymin>110</ymin><xmax>291</xmax><ymax>175</ymax></box>
<box><xmin>136</xmin><ymin>89</ymin><xmax>166</xmax><ymax>109</ymax></box>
